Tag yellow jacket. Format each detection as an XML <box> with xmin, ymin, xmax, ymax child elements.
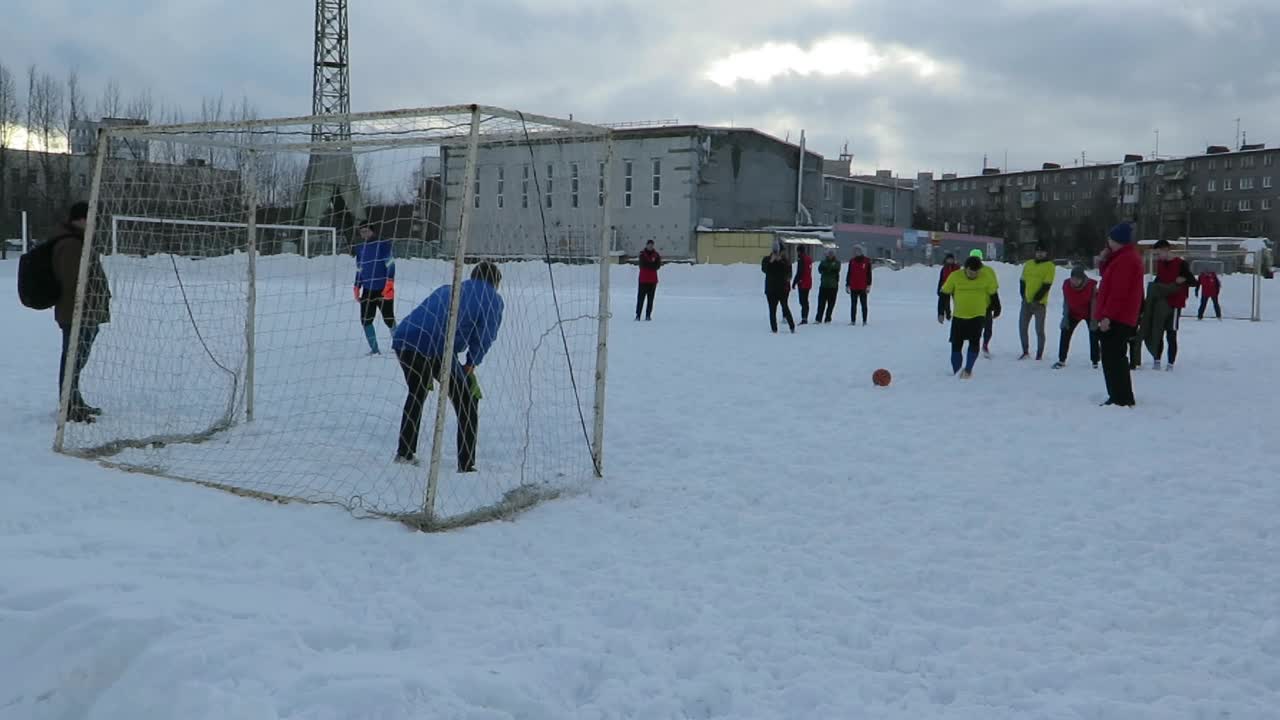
<box><xmin>942</xmin><ymin>267</ymin><xmax>999</xmax><ymax>319</ymax></box>
<box><xmin>1021</xmin><ymin>260</ymin><xmax>1056</xmax><ymax>305</ymax></box>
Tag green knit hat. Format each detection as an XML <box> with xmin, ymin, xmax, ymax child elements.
<box><xmin>969</xmin><ymin>249</ymin><xmax>984</xmax><ymax>259</ymax></box>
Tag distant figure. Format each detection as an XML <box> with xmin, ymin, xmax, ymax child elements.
<box><xmin>391</xmin><ymin>262</ymin><xmax>505</xmax><ymax>471</ymax></box>
<box><xmin>51</xmin><ymin>201</ymin><xmax>111</xmax><ymax>423</ymax></box>
<box><xmin>635</xmin><ymin>240</ymin><xmax>662</xmax><ymax>321</ymax></box>
<box><xmin>845</xmin><ymin>244</ymin><xmax>873</xmax><ymax>325</ymax></box>
<box><xmin>353</xmin><ymin>221</ymin><xmax>396</xmax><ymax>354</ymax></box>
<box><xmin>1094</xmin><ymin>223</ymin><xmax>1144</xmax><ymax>407</ymax></box>
<box><xmin>940</xmin><ymin>254</ymin><xmax>999</xmax><ymax>379</ymax></box>
<box><xmin>1149</xmin><ymin>239</ymin><xmax>1198</xmax><ymax>370</ymax></box>
<box><xmin>761</xmin><ymin>242</ymin><xmax>796</xmax><ymax>333</ymax></box>
<box><xmin>1196</xmin><ymin>269</ymin><xmax>1222</xmax><ymax>320</ymax></box>
<box><xmin>814</xmin><ymin>248</ymin><xmax>841</xmax><ymax>323</ymax></box>
<box><xmin>1053</xmin><ymin>265</ymin><xmax>1099</xmax><ymax>369</ymax></box>
<box><xmin>793</xmin><ymin>246</ymin><xmax>814</xmax><ymax>324</ymax></box>
<box><xmin>1018</xmin><ymin>243</ymin><xmax>1056</xmax><ymax>360</ymax></box>
<box><xmin>936</xmin><ymin>252</ymin><xmax>958</xmax><ymax>323</ymax></box>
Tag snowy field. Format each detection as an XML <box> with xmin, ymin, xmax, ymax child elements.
<box><xmin>2</xmin><ymin>256</ymin><xmax>1280</xmax><ymax>719</ymax></box>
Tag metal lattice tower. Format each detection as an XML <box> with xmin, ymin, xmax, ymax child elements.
<box><xmin>299</xmin><ymin>0</ymin><xmax>364</xmax><ymax>239</ymax></box>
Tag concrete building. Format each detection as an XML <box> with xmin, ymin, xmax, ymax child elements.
<box><xmin>440</xmin><ymin>124</ymin><xmax>825</xmax><ymax>260</ymax></box>
<box><xmin>931</xmin><ymin>143</ymin><xmax>1280</xmax><ymax>261</ymax></box>
<box><xmin>70</xmin><ymin>117</ymin><xmax>150</xmax><ymax>161</ymax></box>
<box><xmin>818</xmin><ymin>171</ymin><xmax>915</xmax><ymax>228</ymax></box>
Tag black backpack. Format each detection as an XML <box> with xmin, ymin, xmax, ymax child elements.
<box><xmin>17</xmin><ymin>235</ymin><xmax>67</xmax><ymax>310</ymax></box>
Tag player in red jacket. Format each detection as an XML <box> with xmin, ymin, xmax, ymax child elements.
<box><xmin>1094</xmin><ymin>223</ymin><xmax>1144</xmax><ymax>406</ymax></box>
<box><xmin>1196</xmin><ymin>269</ymin><xmax>1222</xmax><ymax>320</ymax></box>
<box><xmin>1150</xmin><ymin>239</ymin><xmax>1198</xmax><ymax>369</ymax></box>
<box><xmin>793</xmin><ymin>246</ymin><xmax>814</xmax><ymax>324</ymax></box>
<box><xmin>845</xmin><ymin>245</ymin><xmax>873</xmax><ymax>325</ymax></box>
<box><xmin>1052</xmin><ymin>265</ymin><xmax>1099</xmax><ymax>369</ymax></box>
<box><xmin>635</xmin><ymin>240</ymin><xmax>662</xmax><ymax>321</ymax></box>
<box><xmin>936</xmin><ymin>253</ymin><xmax>959</xmax><ymax>323</ymax></box>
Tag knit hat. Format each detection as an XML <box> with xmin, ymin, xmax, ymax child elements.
<box><xmin>69</xmin><ymin>201</ymin><xmax>89</xmax><ymax>222</ymax></box>
<box><xmin>853</xmin><ymin>244</ymin><xmax>865</xmax><ymax>256</ymax></box>
<box><xmin>969</xmin><ymin>248</ymin><xmax>984</xmax><ymax>259</ymax></box>
<box><xmin>1107</xmin><ymin>222</ymin><xmax>1134</xmax><ymax>245</ymax></box>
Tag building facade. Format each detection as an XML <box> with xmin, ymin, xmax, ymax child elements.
<box><xmin>931</xmin><ymin>144</ymin><xmax>1280</xmax><ymax>261</ymax></box>
<box><xmin>70</xmin><ymin>117</ymin><xmax>151</xmax><ymax>161</ymax></box>
<box><xmin>818</xmin><ymin>171</ymin><xmax>915</xmax><ymax>228</ymax></box>
<box><xmin>440</xmin><ymin>125</ymin><xmax>825</xmax><ymax>260</ymax></box>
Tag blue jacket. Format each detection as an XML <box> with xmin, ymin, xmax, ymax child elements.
<box><xmin>354</xmin><ymin>238</ymin><xmax>395</xmax><ymax>292</ymax></box>
<box><xmin>391</xmin><ymin>279</ymin><xmax>504</xmax><ymax>366</ymax></box>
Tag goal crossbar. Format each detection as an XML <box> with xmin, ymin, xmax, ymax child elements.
<box><xmin>108</xmin><ymin>215</ymin><xmax>338</xmax><ymax>255</ymax></box>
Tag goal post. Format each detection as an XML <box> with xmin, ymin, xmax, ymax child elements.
<box><xmin>1145</xmin><ymin>243</ymin><xmax>1266</xmax><ymax>321</ymax></box>
<box><xmin>54</xmin><ymin>104</ymin><xmax>616</xmax><ymax>530</ymax></box>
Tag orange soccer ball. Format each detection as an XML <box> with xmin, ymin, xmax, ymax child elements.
<box><xmin>872</xmin><ymin>368</ymin><xmax>892</xmax><ymax>387</ymax></box>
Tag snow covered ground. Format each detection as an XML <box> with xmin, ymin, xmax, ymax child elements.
<box><xmin>2</xmin><ymin>256</ymin><xmax>1279</xmax><ymax>719</ymax></box>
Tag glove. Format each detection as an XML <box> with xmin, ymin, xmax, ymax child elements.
<box><xmin>468</xmin><ymin>372</ymin><xmax>483</xmax><ymax>401</ymax></box>
<box><xmin>353</xmin><ymin>285</ymin><xmax>360</xmax><ymax>301</ymax></box>
<box><xmin>383</xmin><ymin>279</ymin><xmax>395</xmax><ymax>300</ymax></box>
<box><xmin>990</xmin><ymin>295</ymin><xmax>1002</xmax><ymax>318</ymax></box>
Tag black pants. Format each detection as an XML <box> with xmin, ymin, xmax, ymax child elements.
<box><xmin>937</xmin><ymin>292</ymin><xmax>952</xmax><ymax>320</ymax></box>
<box><xmin>1197</xmin><ymin>295</ymin><xmax>1221</xmax><ymax>319</ymax></box>
<box><xmin>766</xmin><ymin>291</ymin><xmax>795</xmax><ymax>332</ymax></box>
<box><xmin>796</xmin><ymin>287</ymin><xmax>811</xmax><ymax>322</ymax></box>
<box><xmin>635</xmin><ymin>282</ymin><xmax>656</xmax><ymax>319</ymax></box>
<box><xmin>950</xmin><ymin>316</ymin><xmax>984</xmax><ymax>353</ymax></box>
<box><xmin>396</xmin><ymin>350</ymin><xmax>478</xmax><ymax>470</ymax></box>
<box><xmin>59</xmin><ymin>323</ymin><xmax>99</xmax><ymax>410</ymax></box>
<box><xmin>1100</xmin><ymin>323</ymin><xmax>1136</xmax><ymax>406</ymax></box>
<box><xmin>360</xmin><ymin>289</ymin><xmax>395</xmax><ymax>328</ymax></box>
<box><xmin>1164</xmin><ymin>312</ymin><xmax>1179</xmax><ymax>364</ymax></box>
<box><xmin>815</xmin><ymin>287</ymin><xmax>837</xmax><ymax>322</ymax></box>
<box><xmin>849</xmin><ymin>290</ymin><xmax>868</xmax><ymax>324</ymax></box>
<box><xmin>1059</xmin><ymin>318</ymin><xmax>1100</xmax><ymax>364</ymax></box>
<box><xmin>982</xmin><ymin>310</ymin><xmax>994</xmax><ymax>345</ymax></box>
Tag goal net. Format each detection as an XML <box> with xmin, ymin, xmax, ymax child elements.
<box><xmin>1143</xmin><ymin>243</ymin><xmax>1266</xmax><ymax>321</ymax></box>
<box><xmin>55</xmin><ymin>105</ymin><xmax>616</xmax><ymax>530</ymax></box>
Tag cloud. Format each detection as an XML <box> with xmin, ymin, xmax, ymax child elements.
<box><xmin>4</xmin><ymin>0</ymin><xmax>1280</xmax><ymax>177</ymax></box>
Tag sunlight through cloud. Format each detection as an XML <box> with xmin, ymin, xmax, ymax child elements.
<box><xmin>705</xmin><ymin>36</ymin><xmax>944</xmax><ymax>88</ymax></box>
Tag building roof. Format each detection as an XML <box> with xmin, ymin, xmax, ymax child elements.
<box><xmin>612</xmin><ymin>124</ymin><xmax>822</xmax><ymax>158</ymax></box>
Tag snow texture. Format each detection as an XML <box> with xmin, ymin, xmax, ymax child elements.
<box><xmin>2</xmin><ymin>256</ymin><xmax>1279</xmax><ymax>719</ymax></box>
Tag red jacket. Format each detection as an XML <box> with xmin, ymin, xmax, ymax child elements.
<box><xmin>1094</xmin><ymin>244</ymin><xmax>1144</xmax><ymax>327</ymax></box>
<box><xmin>794</xmin><ymin>253</ymin><xmax>813</xmax><ymax>290</ymax></box>
<box><xmin>1197</xmin><ymin>271</ymin><xmax>1220</xmax><ymax>298</ymax></box>
<box><xmin>1155</xmin><ymin>257</ymin><xmax>1195</xmax><ymax>308</ymax></box>
<box><xmin>846</xmin><ymin>256</ymin><xmax>872</xmax><ymax>291</ymax></box>
<box><xmin>1063</xmin><ymin>277</ymin><xmax>1097</xmax><ymax>323</ymax></box>
<box><xmin>937</xmin><ymin>263</ymin><xmax>958</xmax><ymax>292</ymax></box>
<box><xmin>637</xmin><ymin>248</ymin><xmax>661</xmax><ymax>284</ymax></box>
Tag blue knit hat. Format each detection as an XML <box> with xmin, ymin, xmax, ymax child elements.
<box><xmin>1107</xmin><ymin>223</ymin><xmax>1134</xmax><ymax>245</ymax></box>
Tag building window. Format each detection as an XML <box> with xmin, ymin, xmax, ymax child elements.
<box><xmin>1208</xmin><ymin>179</ymin><xmax>1217</xmax><ymax>192</ymax></box>
<box><xmin>545</xmin><ymin>164</ymin><xmax>554</xmax><ymax>208</ymax></box>
<box><xmin>824</xmin><ymin>180</ymin><xmax>832</xmax><ymax>201</ymax></box>
<box><xmin>1224</xmin><ymin>179</ymin><xmax>1233</xmax><ymax>191</ymax></box>
<box><xmin>1240</xmin><ymin>199</ymin><xmax>1252</xmax><ymax>211</ymax></box>
<box><xmin>496</xmin><ymin>167</ymin><xmax>504</xmax><ymax>209</ymax></box>
<box><xmin>623</xmin><ymin>160</ymin><xmax>633</xmax><ymax>208</ymax></box>
<box><xmin>522</xmin><ymin>165</ymin><xmax>530</xmax><ymax>208</ymax></box>
<box><xmin>598</xmin><ymin>161</ymin><xmax>605</xmax><ymax>207</ymax></box>
<box><xmin>1266</xmin><ymin>155</ymin><xmax>1275</xmax><ymax>167</ymax></box>
<box><xmin>1209</xmin><ymin>159</ymin><xmax>1217</xmax><ymax>170</ymax></box>
<box><xmin>1241</xmin><ymin>177</ymin><xmax>1255</xmax><ymax>190</ymax></box>
<box><xmin>1224</xmin><ymin>199</ymin><xmax>1233</xmax><ymax>212</ymax></box>
<box><xmin>571</xmin><ymin>162</ymin><xmax>580</xmax><ymax>208</ymax></box>
<box><xmin>1225</xmin><ymin>158</ymin><xmax>1234</xmax><ymax>169</ymax></box>
<box><xmin>1264</xmin><ymin>176</ymin><xmax>1273</xmax><ymax>189</ymax></box>
<box><xmin>78</xmin><ymin>174</ymin><xmax>87</xmax><ymax>187</ymax></box>
<box><xmin>651</xmin><ymin>159</ymin><xmax>661</xmax><ymax>207</ymax></box>
<box><xmin>473</xmin><ymin>176</ymin><xmax>480</xmax><ymax>209</ymax></box>
<box><xmin>1243</xmin><ymin>156</ymin><xmax>1256</xmax><ymax>169</ymax></box>
<box><xmin>1262</xmin><ymin>198</ymin><xmax>1272</xmax><ymax>210</ymax></box>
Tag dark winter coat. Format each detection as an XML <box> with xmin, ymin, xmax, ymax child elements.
<box><xmin>1139</xmin><ymin>281</ymin><xmax>1175</xmax><ymax>358</ymax></box>
<box><xmin>761</xmin><ymin>254</ymin><xmax>792</xmax><ymax>296</ymax></box>
<box><xmin>817</xmin><ymin>257</ymin><xmax>841</xmax><ymax>289</ymax></box>
<box><xmin>50</xmin><ymin>223</ymin><xmax>111</xmax><ymax>329</ymax></box>
<box><xmin>638</xmin><ymin>248</ymin><xmax>662</xmax><ymax>284</ymax></box>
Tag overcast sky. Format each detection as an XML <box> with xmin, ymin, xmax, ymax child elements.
<box><xmin>5</xmin><ymin>0</ymin><xmax>1280</xmax><ymax>176</ymax></box>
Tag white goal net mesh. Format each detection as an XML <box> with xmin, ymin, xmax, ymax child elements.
<box><xmin>55</xmin><ymin>105</ymin><xmax>614</xmax><ymax>529</ymax></box>
<box><xmin>1143</xmin><ymin>244</ymin><xmax>1267</xmax><ymax>321</ymax></box>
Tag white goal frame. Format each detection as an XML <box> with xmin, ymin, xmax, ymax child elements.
<box><xmin>108</xmin><ymin>214</ymin><xmax>341</xmax><ymax>294</ymax></box>
<box><xmin>54</xmin><ymin>104</ymin><xmax>617</xmax><ymax>530</ymax></box>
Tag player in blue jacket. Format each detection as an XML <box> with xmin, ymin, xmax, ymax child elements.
<box><xmin>353</xmin><ymin>222</ymin><xmax>396</xmax><ymax>354</ymax></box>
<box><xmin>391</xmin><ymin>261</ymin><xmax>505</xmax><ymax>471</ymax></box>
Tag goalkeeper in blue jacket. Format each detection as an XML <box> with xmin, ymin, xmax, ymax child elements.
<box><xmin>353</xmin><ymin>221</ymin><xmax>396</xmax><ymax>354</ymax></box>
<box><xmin>391</xmin><ymin>261</ymin><xmax>505</xmax><ymax>472</ymax></box>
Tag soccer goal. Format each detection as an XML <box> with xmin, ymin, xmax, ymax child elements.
<box><xmin>55</xmin><ymin>104</ymin><xmax>616</xmax><ymax>530</ymax></box>
<box><xmin>1145</xmin><ymin>244</ymin><xmax>1266</xmax><ymax>321</ymax></box>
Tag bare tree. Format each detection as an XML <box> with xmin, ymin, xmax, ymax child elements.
<box><xmin>97</xmin><ymin>78</ymin><xmax>122</xmax><ymax>119</ymax></box>
<box><xmin>0</xmin><ymin>61</ymin><xmax>20</xmax><ymax>255</ymax></box>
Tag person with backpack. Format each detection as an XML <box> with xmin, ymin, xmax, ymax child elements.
<box><xmin>20</xmin><ymin>202</ymin><xmax>111</xmax><ymax>422</ymax></box>
<box><xmin>1196</xmin><ymin>269</ymin><xmax>1222</xmax><ymax>320</ymax></box>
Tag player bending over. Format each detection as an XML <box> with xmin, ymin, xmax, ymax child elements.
<box><xmin>391</xmin><ymin>262</ymin><xmax>504</xmax><ymax>472</ymax></box>
<box><xmin>941</xmin><ymin>255</ymin><xmax>999</xmax><ymax>379</ymax></box>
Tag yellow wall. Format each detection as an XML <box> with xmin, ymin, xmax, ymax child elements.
<box><xmin>695</xmin><ymin>231</ymin><xmax>778</xmax><ymax>264</ymax></box>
